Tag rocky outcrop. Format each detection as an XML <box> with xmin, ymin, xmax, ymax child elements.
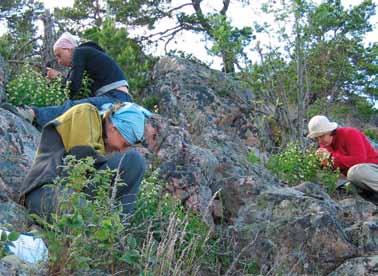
<box><xmin>329</xmin><ymin>256</ymin><xmax>378</xmax><ymax>276</ymax></box>
<box><xmin>1</xmin><ymin>56</ymin><xmax>377</xmax><ymax>274</ymax></box>
<box><xmin>232</xmin><ymin>183</ymin><xmax>357</xmax><ymax>274</ymax></box>
<box><xmin>0</xmin><ymin>108</ymin><xmax>40</xmax><ymax>201</ymax></box>
<box><xmin>145</xmin><ymin>57</ymin><xmax>280</xmax><ymax>226</ymax></box>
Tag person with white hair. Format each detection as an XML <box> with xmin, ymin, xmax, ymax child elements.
<box><xmin>307</xmin><ymin>115</ymin><xmax>378</xmax><ymax>192</ymax></box>
<box><xmin>16</xmin><ymin>32</ymin><xmax>132</xmax><ymax>128</ymax></box>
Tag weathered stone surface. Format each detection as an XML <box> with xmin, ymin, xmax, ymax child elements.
<box><xmin>344</xmin><ymin>220</ymin><xmax>378</xmax><ymax>252</ymax></box>
<box><xmin>329</xmin><ymin>256</ymin><xmax>378</xmax><ymax>276</ymax></box>
<box><xmin>146</xmin><ymin>57</ymin><xmax>280</xmax><ymax>225</ymax></box>
<box><xmin>0</xmin><ymin>201</ymin><xmax>32</xmax><ymax>230</ymax></box>
<box><xmin>232</xmin><ymin>186</ymin><xmax>357</xmax><ymax>275</ymax></box>
<box><xmin>0</xmin><ymin>255</ymin><xmax>47</xmax><ymax>276</ymax></box>
<box><xmin>0</xmin><ymin>108</ymin><xmax>40</xmax><ymax>200</ymax></box>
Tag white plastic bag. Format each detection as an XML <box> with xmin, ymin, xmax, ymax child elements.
<box><xmin>0</xmin><ymin>229</ymin><xmax>47</xmax><ymax>264</ymax></box>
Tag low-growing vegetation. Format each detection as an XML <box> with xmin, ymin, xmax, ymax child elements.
<box><xmin>6</xmin><ymin>65</ymin><xmax>93</xmax><ymax>107</ymax></box>
<box><xmin>29</xmin><ymin>156</ymin><xmax>235</xmax><ymax>275</ymax></box>
<box><xmin>266</xmin><ymin>143</ymin><xmax>340</xmax><ymax>194</ymax></box>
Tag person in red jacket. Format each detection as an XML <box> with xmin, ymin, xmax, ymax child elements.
<box><xmin>307</xmin><ymin>115</ymin><xmax>378</xmax><ymax>192</ymax></box>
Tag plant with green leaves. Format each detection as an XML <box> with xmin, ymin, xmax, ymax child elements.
<box><xmin>32</xmin><ymin>156</ymin><xmax>127</xmax><ymax>274</ymax></box>
<box><xmin>0</xmin><ymin>230</ymin><xmax>20</xmax><ymax>258</ymax></box>
<box><xmin>6</xmin><ymin>65</ymin><xmax>69</xmax><ymax>106</ymax></box>
<box><xmin>267</xmin><ymin>143</ymin><xmax>340</xmax><ymax>193</ymax></box>
<box><xmin>6</xmin><ymin>65</ymin><xmax>94</xmax><ymax>107</ymax></box>
<box><xmin>208</xmin><ymin>14</ymin><xmax>252</xmax><ymax>73</ymax></box>
<box><xmin>247</xmin><ymin>150</ymin><xmax>261</xmax><ymax>165</ymax></box>
<box><xmin>31</xmin><ymin>156</ymin><xmax>223</xmax><ymax>274</ymax></box>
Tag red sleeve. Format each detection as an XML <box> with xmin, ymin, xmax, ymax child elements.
<box><xmin>331</xmin><ymin>129</ymin><xmax>368</xmax><ymax>169</ymax></box>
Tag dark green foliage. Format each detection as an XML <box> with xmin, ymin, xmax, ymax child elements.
<box><xmin>0</xmin><ymin>0</ymin><xmax>43</xmax><ymax>63</ymax></box>
<box><xmin>107</xmin><ymin>0</ymin><xmax>253</xmax><ymax>73</ymax></box>
<box><xmin>307</xmin><ymin>95</ymin><xmax>377</xmax><ymax>123</ymax></box>
<box><xmin>53</xmin><ymin>0</ymin><xmax>105</xmax><ymax>31</ymax></box>
<box><xmin>83</xmin><ymin>19</ymin><xmax>155</xmax><ymax>96</ymax></box>
<box><xmin>142</xmin><ymin>96</ymin><xmax>159</xmax><ymax>112</ymax></box>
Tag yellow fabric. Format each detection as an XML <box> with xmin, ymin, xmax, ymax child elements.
<box><xmin>54</xmin><ymin>103</ymin><xmax>105</xmax><ymax>154</ymax></box>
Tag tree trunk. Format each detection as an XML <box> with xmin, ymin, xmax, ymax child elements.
<box><xmin>40</xmin><ymin>9</ymin><xmax>56</xmax><ymax>73</ymax></box>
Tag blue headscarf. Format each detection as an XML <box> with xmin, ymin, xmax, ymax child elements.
<box><xmin>101</xmin><ymin>102</ymin><xmax>152</xmax><ymax>145</ymax></box>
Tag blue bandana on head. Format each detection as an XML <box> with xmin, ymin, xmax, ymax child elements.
<box><xmin>101</xmin><ymin>102</ymin><xmax>152</xmax><ymax>145</ymax></box>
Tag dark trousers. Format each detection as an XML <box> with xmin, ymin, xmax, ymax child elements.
<box><xmin>25</xmin><ymin>149</ymin><xmax>146</xmax><ymax>218</ymax></box>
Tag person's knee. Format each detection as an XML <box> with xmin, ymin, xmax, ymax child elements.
<box><xmin>347</xmin><ymin>163</ymin><xmax>378</xmax><ymax>192</ymax></box>
<box><xmin>120</xmin><ymin>149</ymin><xmax>146</xmax><ymax>176</ymax></box>
<box><xmin>347</xmin><ymin>164</ymin><xmax>367</xmax><ymax>183</ymax></box>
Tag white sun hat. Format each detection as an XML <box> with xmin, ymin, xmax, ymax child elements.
<box><xmin>307</xmin><ymin>115</ymin><xmax>338</xmax><ymax>138</ymax></box>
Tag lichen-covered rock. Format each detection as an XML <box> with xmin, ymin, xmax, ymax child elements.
<box><xmin>337</xmin><ymin>196</ymin><xmax>377</xmax><ymax>225</ymax></box>
<box><xmin>0</xmin><ymin>201</ymin><xmax>32</xmax><ymax>230</ymax></box>
<box><xmin>329</xmin><ymin>256</ymin><xmax>378</xmax><ymax>276</ymax></box>
<box><xmin>344</xmin><ymin>220</ymin><xmax>378</xmax><ymax>252</ymax></box>
<box><xmin>0</xmin><ymin>255</ymin><xmax>47</xmax><ymax>276</ymax></box>
<box><xmin>146</xmin><ymin>57</ymin><xmax>280</xmax><ymax>225</ymax></box>
<box><xmin>0</xmin><ymin>108</ymin><xmax>40</xmax><ymax>200</ymax></box>
<box><xmin>232</xmin><ymin>186</ymin><xmax>357</xmax><ymax>275</ymax></box>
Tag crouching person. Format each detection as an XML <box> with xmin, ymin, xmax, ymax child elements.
<box><xmin>307</xmin><ymin>115</ymin><xmax>378</xmax><ymax>193</ymax></box>
<box><xmin>19</xmin><ymin>102</ymin><xmax>156</xmax><ymax>219</ymax></box>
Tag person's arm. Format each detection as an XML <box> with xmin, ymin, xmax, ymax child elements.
<box><xmin>67</xmin><ymin>48</ymin><xmax>86</xmax><ymax>97</ymax></box>
<box><xmin>331</xmin><ymin>129</ymin><xmax>369</xmax><ymax>169</ymax></box>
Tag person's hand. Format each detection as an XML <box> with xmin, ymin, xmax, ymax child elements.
<box><xmin>46</xmin><ymin>68</ymin><xmax>62</xmax><ymax>79</ymax></box>
<box><xmin>315</xmin><ymin>148</ymin><xmax>331</xmax><ymax>167</ymax></box>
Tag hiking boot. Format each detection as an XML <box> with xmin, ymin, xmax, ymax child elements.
<box><xmin>0</xmin><ymin>103</ymin><xmax>35</xmax><ymax>123</ymax></box>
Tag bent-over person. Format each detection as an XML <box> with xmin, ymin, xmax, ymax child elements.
<box><xmin>20</xmin><ymin>102</ymin><xmax>161</xmax><ymax>219</ymax></box>
<box><xmin>307</xmin><ymin>115</ymin><xmax>378</xmax><ymax>192</ymax></box>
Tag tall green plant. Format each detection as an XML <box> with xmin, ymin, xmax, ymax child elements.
<box><xmin>32</xmin><ymin>157</ymin><xmax>222</xmax><ymax>274</ymax></box>
<box><xmin>32</xmin><ymin>156</ymin><xmax>126</xmax><ymax>274</ymax></box>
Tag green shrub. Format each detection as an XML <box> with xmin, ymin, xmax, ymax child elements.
<box><xmin>142</xmin><ymin>96</ymin><xmax>159</xmax><ymax>113</ymax></box>
<box><xmin>32</xmin><ymin>156</ymin><xmax>126</xmax><ymax>274</ymax></box>
<box><xmin>32</xmin><ymin>157</ymin><xmax>220</xmax><ymax>275</ymax></box>
<box><xmin>267</xmin><ymin>143</ymin><xmax>340</xmax><ymax>194</ymax></box>
<box><xmin>6</xmin><ymin>65</ymin><xmax>69</xmax><ymax>106</ymax></box>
